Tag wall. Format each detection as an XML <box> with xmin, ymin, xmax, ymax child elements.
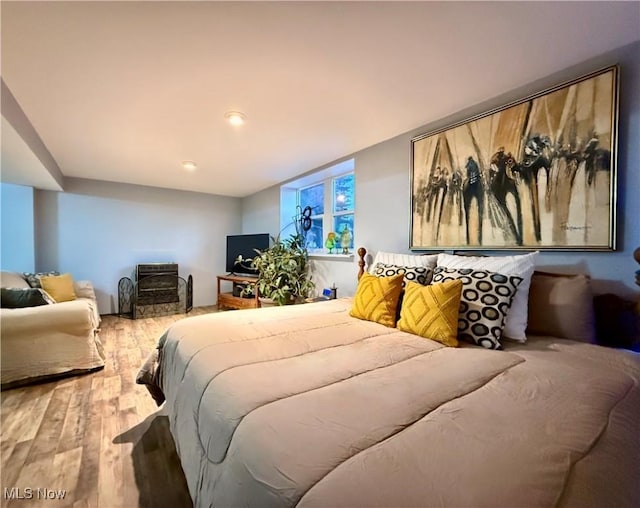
<box><xmin>242</xmin><ymin>185</ymin><xmax>280</xmax><ymax>236</ymax></box>
<box><xmin>242</xmin><ymin>41</ymin><xmax>640</xmax><ymax>299</ymax></box>
<box><xmin>35</xmin><ymin>178</ymin><xmax>242</xmax><ymax>314</ymax></box>
<box><xmin>0</xmin><ymin>183</ymin><xmax>35</xmax><ymax>272</ymax></box>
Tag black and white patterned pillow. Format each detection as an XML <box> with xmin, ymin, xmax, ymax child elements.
<box><xmin>432</xmin><ymin>266</ymin><xmax>523</xmax><ymax>350</ymax></box>
<box><xmin>373</xmin><ymin>263</ymin><xmax>432</xmax><ymax>287</ymax></box>
<box><xmin>22</xmin><ymin>271</ymin><xmax>59</xmax><ymax>289</ymax></box>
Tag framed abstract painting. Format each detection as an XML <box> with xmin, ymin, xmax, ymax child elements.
<box><xmin>410</xmin><ymin>66</ymin><xmax>619</xmax><ymax>251</ymax></box>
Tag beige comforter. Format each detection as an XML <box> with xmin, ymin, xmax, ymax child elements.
<box><xmin>138</xmin><ymin>299</ymin><xmax>640</xmax><ymax>508</ymax></box>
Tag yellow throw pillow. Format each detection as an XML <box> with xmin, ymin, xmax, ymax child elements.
<box><xmin>39</xmin><ymin>273</ymin><xmax>77</xmax><ymax>303</ymax></box>
<box><xmin>397</xmin><ymin>279</ymin><xmax>463</xmax><ymax>347</ymax></box>
<box><xmin>350</xmin><ymin>273</ymin><xmax>404</xmax><ymax>327</ymax></box>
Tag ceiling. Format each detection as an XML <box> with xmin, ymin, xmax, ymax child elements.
<box><xmin>1</xmin><ymin>1</ymin><xmax>639</xmax><ymax>198</ymax></box>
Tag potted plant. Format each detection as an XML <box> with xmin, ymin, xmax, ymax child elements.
<box><xmin>240</xmin><ymin>233</ymin><xmax>315</xmax><ymax>306</ymax></box>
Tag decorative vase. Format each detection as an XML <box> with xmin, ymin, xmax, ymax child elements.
<box><xmin>340</xmin><ymin>225</ymin><xmax>352</xmax><ymax>254</ymax></box>
<box><xmin>325</xmin><ymin>232</ymin><xmax>336</xmax><ymax>254</ymax></box>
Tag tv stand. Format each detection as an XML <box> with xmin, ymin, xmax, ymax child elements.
<box><xmin>217</xmin><ymin>274</ymin><xmax>260</xmax><ymax>310</ymax></box>
<box><xmin>228</xmin><ymin>272</ymin><xmax>257</xmax><ymax>278</ymax></box>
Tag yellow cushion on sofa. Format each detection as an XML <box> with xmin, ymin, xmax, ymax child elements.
<box><xmin>39</xmin><ymin>273</ymin><xmax>77</xmax><ymax>303</ymax></box>
<box><xmin>350</xmin><ymin>273</ymin><xmax>403</xmax><ymax>327</ymax></box>
<box><xmin>397</xmin><ymin>279</ymin><xmax>463</xmax><ymax>347</ymax></box>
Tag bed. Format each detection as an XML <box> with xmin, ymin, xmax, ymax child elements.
<box><xmin>137</xmin><ymin>249</ymin><xmax>640</xmax><ymax>508</ymax></box>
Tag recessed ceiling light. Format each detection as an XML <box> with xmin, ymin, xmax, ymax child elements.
<box><xmin>224</xmin><ymin>111</ymin><xmax>246</xmax><ymax>126</ymax></box>
<box><xmin>182</xmin><ymin>160</ymin><xmax>197</xmax><ymax>171</ymax></box>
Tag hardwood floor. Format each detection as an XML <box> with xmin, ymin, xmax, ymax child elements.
<box><xmin>1</xmin><ymin>307</ymin><xmax>218</xmax><ymax>508</ymax></box>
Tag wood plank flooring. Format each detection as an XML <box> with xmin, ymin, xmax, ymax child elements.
<box><xmin>1</xmin><ymin>307</ymin><xmax>217</xmax><ymax>508</ymax></box>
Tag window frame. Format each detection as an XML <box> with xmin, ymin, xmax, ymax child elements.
<box><xmin>297</xmin><ymin>171</ymin><xmax>355</xmax><ymax>255</ymax></box>
<box><xmin>297</xmin><ymin>181</ymin><xmax>325</xmax><ymax>252</ymax></box>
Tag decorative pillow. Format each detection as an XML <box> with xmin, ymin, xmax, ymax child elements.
<box><xmin>1</xmin><ymin>287</ymin><xmax>56</xmax><ymax>308</ymax></box>
<box><xmin>39</xmin><ymin>273</ymin><xmax>77</xmax><ymax>303</ymax></box>
<box><xmin>22</xmin><ymin>271</ymin><xmax>60</xmax><ymax>289</ymax></box>
<box><xmin>373</xmin><ymin>263</ymin><xmax>433</xmax><ymax>287</ymax></box>
<box><xmin>397</xmin><ymin>280</ymin><xmax>463</xmax><ymax>347</ymax></box>
<box><xmin>350</xmin><ymin>273</ymin><xmax>404</xmax><ymax>328</ymax></box>
<box><xmin>369</xmin><ymin>252</ymin><xmax>438</xmax><ymax>275</ymax></box>
<box><xmin>436</xmin><ymin>252</ymin><xmax>537</xmax><ymax>342</ymax></box>
<box><xmin>527</xmin><ymin>272</ymin><xmax>596</xmax><ymax>343</ymax></box>
<box><xmin>433</xmin><ymin>267</ymin><xmax>523</xmax><ymax>349</ymax></box>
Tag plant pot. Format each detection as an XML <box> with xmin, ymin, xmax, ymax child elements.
<box><xmin>259</xmin><ymin>296</ymin><xmax>298</xmax><ymax>307</ymax></box>
<box><xmin>258</xmin><ymin>297</ymin><xmax>276</xmax><ymax>308</ymax></box>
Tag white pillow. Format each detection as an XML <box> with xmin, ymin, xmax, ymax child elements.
<box><xmin>369</xmin><ymin>252</ymin><xmax>439</xmax><ymax>274</ymax></box>
<box><xmin>436</xmin><ymin>252</ymin><xmax>538</xmax><ymax>342</ymax></box>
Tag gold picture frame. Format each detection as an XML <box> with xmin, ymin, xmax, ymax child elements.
<box><xmin>410</xmin><ymin>65</ymin><xmax>619</xmax><ymax>251</ymax></box>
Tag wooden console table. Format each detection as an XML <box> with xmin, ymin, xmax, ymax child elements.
<box><xmin>217</xmin><ymin>274</ymin><xmax>259</xmax><ymax>310</ymax></box>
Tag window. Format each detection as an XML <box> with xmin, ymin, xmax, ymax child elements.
<box><xmin>332</xmin><ymin>174</ymin><xmax>354</xmax><ymax>250</ymax></box>
<box><xmin>280</xmin><ymin>159</ymin><xmax>355</xmax><ymax>255</ymax></box>
<box><xmin>299</xmin><ymin>183</ymin><xmax>324</xmax><ymax>215</ymax></box>
<box><xmin>298</xmin><ymin>172</ymin><xmax>355</xmax><ymax>254</ymax></box>
<box><xmin>299</xmin><ymin>183</ymin><xmax>325</xmax><ymax>250</ymax></box>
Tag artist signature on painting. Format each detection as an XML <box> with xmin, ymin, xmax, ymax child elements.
<box><xmin>560</xmin><ymin>223</ymin><xmax>592</xmax><ymax>231</ymax></box>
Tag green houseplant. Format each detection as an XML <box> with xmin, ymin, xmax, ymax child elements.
<box><xmin>240</xmin><ymin>233</ymin><xmax>314</xmax><ymax>306</ymax></box>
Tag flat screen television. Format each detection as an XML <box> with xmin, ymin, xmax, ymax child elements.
<box><xmin>226</xmin><ymin>233</ymin><xmax>270</xmax><ymax>275</ymax></box>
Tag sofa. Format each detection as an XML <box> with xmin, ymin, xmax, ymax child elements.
<box><xmin>0</xmin><ymin>271</ymin><xmax>105</xmax><ymax>389</ymax></box>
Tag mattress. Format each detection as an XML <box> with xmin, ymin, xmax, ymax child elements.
<box><xmin>138</xmin><ymin>298</ymin><xmax>640</xmax><ymax>508</ymax></box>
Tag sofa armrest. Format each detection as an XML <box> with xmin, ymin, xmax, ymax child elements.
<box><xmin>1</xmin><ymin>271</ymin><xmax>31</xmax><ymax>289</ymax></box>
<box><xmin>74</xmin><ymin>280</ymin><xmax>97</xmax><ymax>301</ymax></box>
<box><xmin>1</xmin><ymin>300</ymin><xmax>98</xmax><ymax>336</ymax></box>
<box><xmin>1</xmin><ymin>299</ymin><xmax>105</xmax><ymax>387</ymax></box>
<box><xmin>73</xmin><ymin>281</ymin><xmax>100</xmax><ymax>325</ymax></box>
